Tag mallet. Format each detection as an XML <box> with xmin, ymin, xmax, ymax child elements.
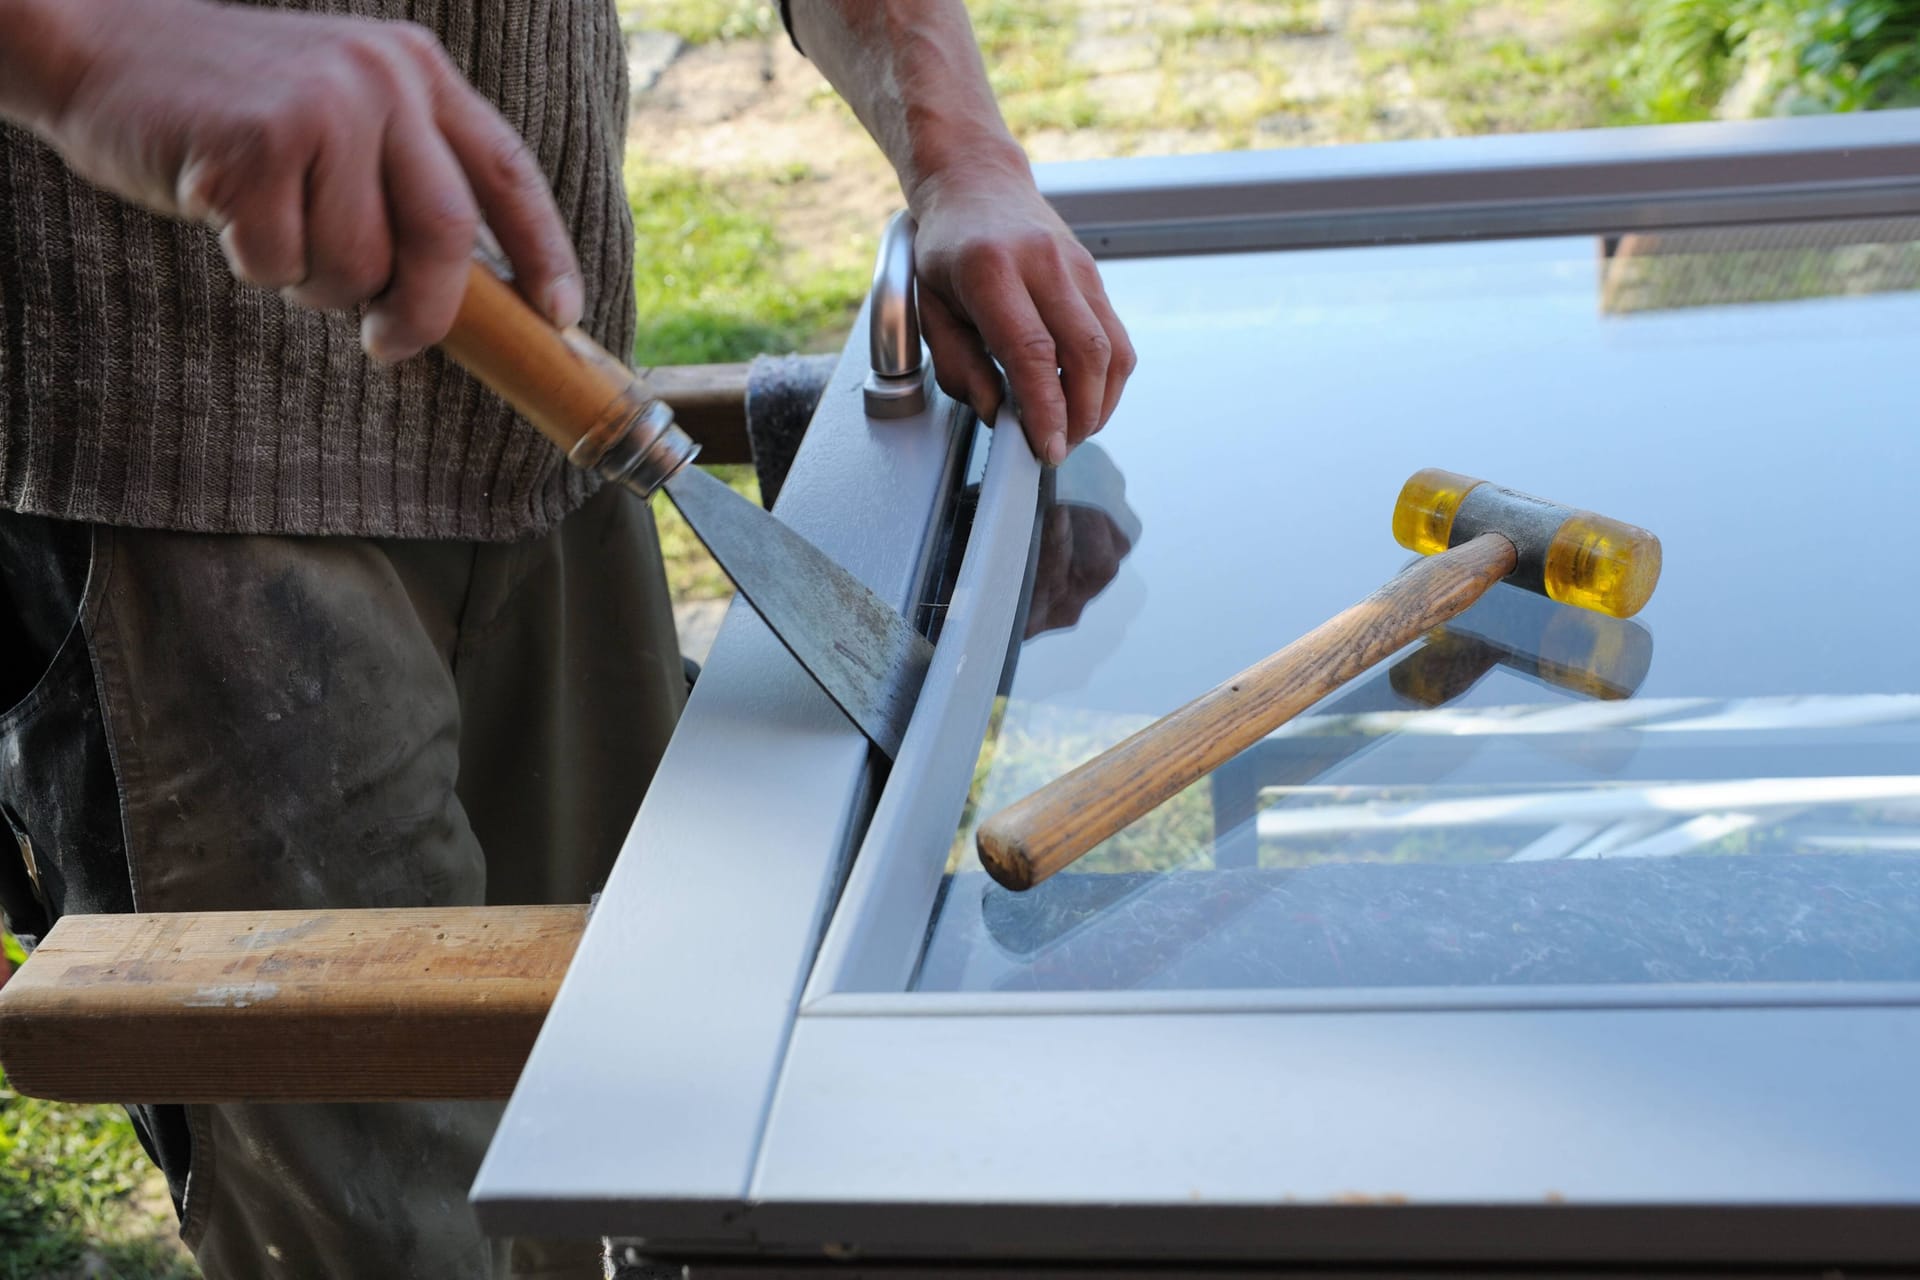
<box><xmin>1390</xmin><ymin>579</ymin><xmax>1655</xmax><ymax>707</ymax></box>
<box><xmin>975</xmin><ymin>468</ymin><xmax>1663</xmax><ymax>892</ymax></box>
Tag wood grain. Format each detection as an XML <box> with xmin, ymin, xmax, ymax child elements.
<box><xmin>0</xmin><ymin>906</ymin><xmax>586</xmax><ymax>1102</ymax></box>
<box><xmin>442</xmin><ymin>261</ymin><xmax>655</xmax><ymax>459</ymax></box>
<box><xmin>976</xmin><ymin>534</ymin><xmax>1519</xmax><ymax>891</ymax></box>
<box><xmin>446</xmin><ymin>264</ymin><xmax>758</xmax><ymax>462</ymax></box>
<box><xmin>643</xmin><ymin>363</ymin><xmax>752</xmax><ymax>463</ymax></box>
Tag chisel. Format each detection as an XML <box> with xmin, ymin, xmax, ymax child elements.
<box><xmin>441</xmin><ymin>262</ymin><xmax>931</xmax><ymax>759</ymax></box>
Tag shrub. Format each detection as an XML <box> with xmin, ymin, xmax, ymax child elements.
<box><xmin>1619</xmin><ymin>0</ymin><xmax>1920</xmax><ymax>120</ymax></box>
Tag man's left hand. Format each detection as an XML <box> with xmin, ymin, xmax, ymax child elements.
<box><xmin>911</xmin><ymin>166</ymin><xmax>1136</xmax><ymax>466</ymax></box>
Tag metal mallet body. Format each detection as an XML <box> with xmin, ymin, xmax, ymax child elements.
<box><xmin>975</xmin><ymin>469</ymin><xmax>1663</xmax><ymax>891</ymax></box>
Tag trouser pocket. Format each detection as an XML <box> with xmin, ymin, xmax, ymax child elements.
<box><xmin>0</xmin><ymin>516</ymin><xmax>190</xmax><ymax>1219</ymax></box>
<box><xmin>0</xmin><ymin>515</ymin><xmax>130</xmax><ymax>943</ymax></box>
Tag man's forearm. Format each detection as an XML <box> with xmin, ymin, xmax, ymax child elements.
<box><xmin>787</xmin><ymin>1</ymin><xmax>1029</xmax><ymax>210</ymax></box>
<box><xmin>783</xmin><ymin>3</ymin><xmax>1139</xmax><ymax>459</ymax></box>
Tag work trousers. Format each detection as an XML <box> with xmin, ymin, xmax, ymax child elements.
<box><xmin>0</xmin><ymin>483</ymin><xmax>687</xmax><ymax>1278</ymax></box>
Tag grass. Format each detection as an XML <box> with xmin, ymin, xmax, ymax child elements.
<box><xmin>628</xmin><ymin>160</ymin><xmax>864</xmax><ymax>366</ymax></box>
<box><xmin>618</xmin><ymin>0</ymin><xmax>777</xmax><ymax>43</ymax></box>
<box><xmin>970</xmin><ymin>1</ymin><xmax>1102</xmax><ymax>134</ymax></box>
<box><xmin>627</xmin><ymin>159</ymin><xmax>865</xmax><ymax>600</ymax></box>
<box><xmin>968</xmin><ymin>0</ymin><xmax>1324</xmax><ymax>143</ymax></box>
<box><xmin>0</xmin><ymin>933</ymin><xmax>198</xmax><ymax>1280</ymax></box>
<box><xmin>1354</xmin><ymin>0</ymin><xmax>1640</xmax><ymax>135</ymax></box>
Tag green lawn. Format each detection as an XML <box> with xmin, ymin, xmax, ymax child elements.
<box><xmin>1</xmin><ymin>933</ymin><xmax>198</xmax><ymax>1280</ymax></box>
<box><xmin>628</xmin><ymin>159</ymin><xmax>866</xmax><ymax>596</ymax></box>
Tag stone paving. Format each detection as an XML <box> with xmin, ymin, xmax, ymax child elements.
<box><xmin>625</xmin><ymin>0</ymin><xmax>1466</xmax><ymax>273</ymax></box>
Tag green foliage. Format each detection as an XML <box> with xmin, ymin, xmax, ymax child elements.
<box><xmin>1618</xmin><ymin>0</ymin><xmax>1920</xmax><ymax>121</ymax></box>
<box><xmin>1</xmin><ymin>932</ymin><xmax>197</xmax><ymax>1279</ymax></box>
<box><xmin>1616</xmin><ymin>0</ymin><xmax>1757</xmax><ymax>119</ymax></box>
<box><xmin>0</xmin><ymin>1078</ymin><xmax>197</xmax><ymax>1279</ymax></box>
<box><xmin>629</xmin><ymin>163</ymin><xmax>863</xmax><ymax>367</ymax></box>
<box><xmin>627</xmin><ymin>162</ymin><xmax>850</xmax><ymax>600</ymax></box>
<box><xmin>1795</xmin><ymin>0</ymin><xmax>1920</xmax><ymax>109</ymax></box>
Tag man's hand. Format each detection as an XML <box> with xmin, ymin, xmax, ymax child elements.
<box><xmin>0</xmin><ymin>0</ymin><xmax>579</xmax><ymax>360</ymax></box>
<box><xmin>912</xmin><ymin>164</ymin><xmax>1134</xmax><ymax>466</ymax></box>
<box><xmin>787</xmin><ymin>1</ymin><xmax>1137</xmax><ymax>464</ymax></box>
<box><xmin>1026</xmin><ymin>502</ymin><xmax>1133</xmax><ymax>638</ymax></box>
<box><xmin>1024</xmin><ymin>441</ymin><xmax>1140</xmax><ymax>637</ymax></box>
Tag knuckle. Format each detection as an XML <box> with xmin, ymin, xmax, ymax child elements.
<box><xmin>326</xmin><ymin>242</ymin><xmax>393</xmax><ymax>303</ymax></box>
<box><xmin>222</xmin><ymin>111</ymin><xmax>295</xmax><ymax>172</ymax></box>
<box><xmin>336</xmin><ymin>32</ymin><xmax>400</xmax><ymax>86</ymax></box>
<box><xmin>1009</xmin><ymin>332</ymin><xmax>1057</xmax><ymax>368</ymax></box>
<box><xmin>482</xmin><ymin>129</ymin><xmax>549</xmax><ymax>203</ymax></box>
<box><xmin>336</xmin><ymin>29</ymin><xmax>418</xmax><ymax>95</ymax></box>
<box><xmin>1018</xmin><ymin>229</ymin><xmax>1068</xmax><ymax>267</ymax></box>
<box><xmin>404</xmin><ymin>195</ymin><xmax>478</xmax><ymax>254</ymax></box>
<box><xmin>222</xmin><ymin>222</ymin><xmax>300</xmax><ymax>288</ymax></box>
<box><xmin>955</xmin><ymin>243</ymin><xmax>1014</xmax><ymax>289</ymax></box>
<box><xmin>348</xmin><ymin>251</ymin><xmax>394</xmax><ymax>300</ymax></box>
<box><xmin>289</xmin><ymin>62</ymin><xmax>349</xmax><ymax>112</ymax></box>
<box><xmin>390</xmin><ymin>21</ymin><xmax>446</xmax><ymax>63</ymax></box>
<box><xmin>178</xmin><ymin>157</ymin><xmax>233</xmax><ymax>222</ymax></box>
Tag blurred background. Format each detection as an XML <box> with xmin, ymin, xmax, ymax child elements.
<box><xmin>4</xmin><ymin>1</ymin><xmax>1918</xmax><ymax>1275</ymax></box>
<box><xmin>627</xmin><ymin>0</ymin><xmax>1920</xmax><ymax>642</ymax></box>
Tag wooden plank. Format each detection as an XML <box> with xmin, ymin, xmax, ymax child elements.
<box><xmin>0</xmin><ymin>906</ymin><xmax>586</xmax><ymax>1103</ymax></box>
<box><xmin>647</xmin><ymin>362</ymin><xmax>752</xmax><ymax>464</ymax></box>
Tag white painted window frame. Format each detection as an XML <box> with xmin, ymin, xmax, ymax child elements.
<box><xmin>475</xmin><ymin>111</ymin><xmax>1920</xmax><ymax>1269</ymax></box>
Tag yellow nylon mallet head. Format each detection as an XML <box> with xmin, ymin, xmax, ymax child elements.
<box><xmin>1391</xmin><ymin>467</ymin><xmax>1662</xmax><ymax>619</ymax></box>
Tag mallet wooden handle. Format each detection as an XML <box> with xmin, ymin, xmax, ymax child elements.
<box><xmin>976</xmin><ymin>533</ymin><xmax>1520</xmax><ymax>891</ymax></box>
<box><xmin>440</xmin><ymin>260</ymin><xmax>657</xmax><ymax>461</ymax></box>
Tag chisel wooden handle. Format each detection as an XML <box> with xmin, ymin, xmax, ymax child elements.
<box><xmin>440</xmin><ymin>260</ymin><xmax>655</xmax><ymax>462</ymax></box>
<box><xmin>975</xmin><ymin>533</ymin><xmax>1520</xmax><ymax>891</ymax></box>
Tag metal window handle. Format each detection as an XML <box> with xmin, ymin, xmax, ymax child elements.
<box><xmin>864</xmin><ymin>210</ymin><xmax>928</xmax><ymax>418</ymax></box>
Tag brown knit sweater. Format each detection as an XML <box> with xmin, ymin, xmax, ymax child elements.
<box><xmin>0</xmin><ymin>0</ymin><xmax>633</xmax><ymax>540</ymax></box>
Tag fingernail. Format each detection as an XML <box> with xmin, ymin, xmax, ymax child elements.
<box><xmin>359</xmin><ymin>314</ymin><xmax>404</xmax><ymax>365</ymax></box>
<box><xmin>545</xmin><ymin>273</ymin><xmax>583</xmax><ymax>329</ymax></box>
<box><xmin>1046</xmin><ymin>433</ymin><xmax>1067</xmax><ymax>466</ymax></box>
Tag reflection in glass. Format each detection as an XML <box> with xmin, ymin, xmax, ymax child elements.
<box><xmin>916</xmin><ymin>218</ymin><xmax>1920</xmax><ymax>994</ymax></box>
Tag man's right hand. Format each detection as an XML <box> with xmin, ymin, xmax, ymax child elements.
<box><xmin>0</xmin><ymin>0</ymin><xmax>579</xmax><ymax>360</ymax></box>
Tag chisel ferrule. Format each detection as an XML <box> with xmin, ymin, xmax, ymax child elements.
<box><xmin>566</xmin><ymin>394</ymin><xmax>700</xmax><ymax>499</ymax></box>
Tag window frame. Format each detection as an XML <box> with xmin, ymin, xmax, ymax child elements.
<box><xmin>473</xmin><ymin>110</ymin><xmax>1920</xmax><ymax>1267</ymax></box>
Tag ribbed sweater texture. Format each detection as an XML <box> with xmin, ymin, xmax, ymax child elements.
<box><xmin>0</xmin><ymin>0</ymin><xmax>633</xmax><ymax>540</ymax></box>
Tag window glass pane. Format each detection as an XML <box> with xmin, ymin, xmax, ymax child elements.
<box><xmin>916</xmin><ymin>219</ymin><xmax>1920</xmax><ymax>994</ymax></box>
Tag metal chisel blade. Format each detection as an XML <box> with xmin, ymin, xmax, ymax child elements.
<box><xmin>661</xmin><ymin>464</ymin><xmax>933</xmax><ymax>759</ymax></box>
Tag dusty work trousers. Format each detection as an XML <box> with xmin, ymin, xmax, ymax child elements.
<box><xmin>0</xmin><ymin>483</ymin><xmax>686</xmax><ymax>1278</ymax></box>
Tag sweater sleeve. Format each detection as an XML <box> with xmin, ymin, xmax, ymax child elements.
<box><xmin>777</xmin><ymin>0</ymin><xmax>803</xmax><ymax>54</ymax></box>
